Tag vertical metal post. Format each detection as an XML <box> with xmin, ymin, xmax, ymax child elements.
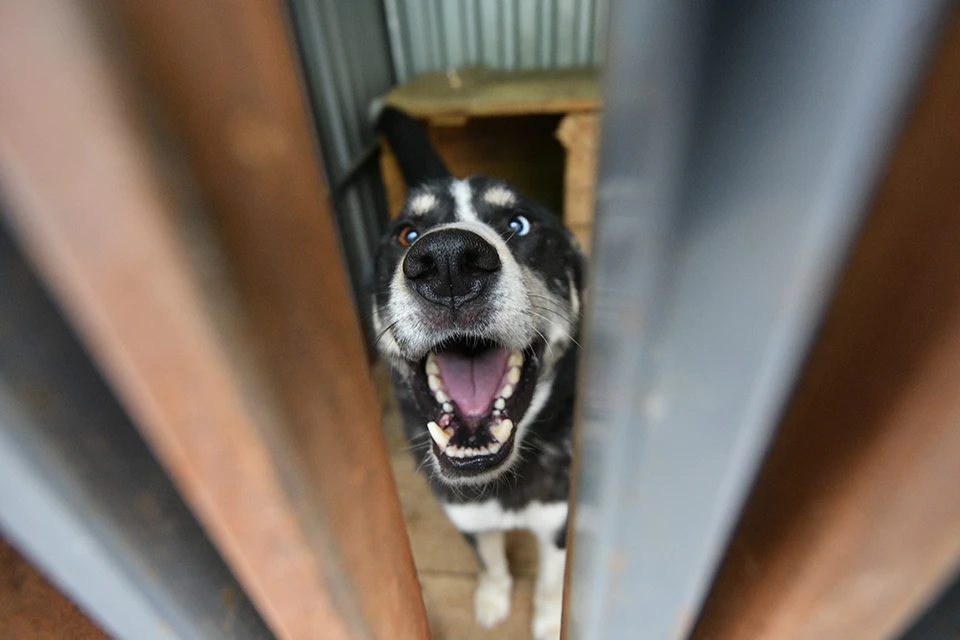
<box><xmin>568</xmin><ymin>0</ymin><xmax>951</xmax><ymax>638</ymax></box>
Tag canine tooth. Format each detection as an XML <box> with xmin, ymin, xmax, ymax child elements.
<box><xmin>426</xmin><ymin>354</ymin><xmax>440</xmax><ymax>375</ymax></box>
<box><xmin>443</xmin><ymin>402</ymin><xmax>454</xmax><ymax>414</ymax></box>
<box><xmin>427</xmin><ymin>421</ymin><xmax>450</xmax><ymax>448</ymax></box>
<box><xmin>494</xmin><ymin>397</ymin><xmax>506</xmax><ymax>410</ymax></box>
<box><xmin>508</xmin><ymin>351</ymin><xmax>523</xmax><ymax>367</ymax></box>
<box><xmin>428</xmin><ymin>374</ymin><xmax>443</xmax><ymax>392</ymax></box>
<box><xmin>434</xmin><ymin>389</ymin><xmax>450</xmax><ymax>403</ymax></box>
<box><xmin>506</xmin><ymin>366</ymin><xmax>521</xmax><ymax>385</ymax></box>
<box><xmin>490</xmin><ymin>419</ymin><xmax>514</xmax><ymax>443</ymax></box>
<box><xmin>500</xmin><ymin>384</ymin><xmax>514</xmax><ymax>399</ymax></box>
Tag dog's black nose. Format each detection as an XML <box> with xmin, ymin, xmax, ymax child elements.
<box><xmin>403</xmin><ymin>229</ymin><xmax>501</xmax><ymax>305</ymax></box>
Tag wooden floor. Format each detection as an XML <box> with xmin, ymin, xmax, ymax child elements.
<box><xmin>376</xmin><ymin>365</ymin><xmax>540</xmax><ymax>640</ymax></box>
<box><xmin>0</xmin><ymin>536</ymin><xmax>108</xmax><ymax>640</ymax></box>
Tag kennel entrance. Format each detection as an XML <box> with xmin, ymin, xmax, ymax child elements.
<box><xmin>1</xmin><ymin>1</ymin><xmax>959</xmax><ymax>640</ymax></box>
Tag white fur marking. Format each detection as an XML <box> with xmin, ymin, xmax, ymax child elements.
<box><xmin>408</xmin><ymin>192</ymin><xmax>437</xmax><ymax>215</ymax></box>
<box><xmin>451</xmin><ymin>179</ymin><xmax>479</xmax><ymax>222</ymax></box>
<box><xmin>370</xmin><ymin>299</ymin><xmax>401</xmax><ymax>360</ymax></box>
<box><xmin>483</xmin><ymin>186</ymin><xmax>517</xmax><ymax>207</ymax></box>
<box><xmin>533</xmin><ymin>538</ymin><xmax>566</xmax><ymax>640</ymax></box>
<box><xmin>443</xmin><ymin>500</ymin><xmax>568</xmax><ymax>537</ymax></box>
<box><xmin>568</xmin><ymin>270</ymin><xmax>581</xmax><ymax>319</ymax></box>
<box><xmin>474</xmin><ymin>530</ymin><xmax>512</xmax><ymax>628</ymax></box>
<box><xmin>515</xmin><ymin>371</ymin><xmax>556</xmax><ymax>444</ymax></box>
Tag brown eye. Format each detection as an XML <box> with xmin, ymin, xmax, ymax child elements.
<box><xmin>397</xmin><ymin>225</ymin><xmax>419</xmax><ymax>247</ymax></box>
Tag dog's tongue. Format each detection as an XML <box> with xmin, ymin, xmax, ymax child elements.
<box><xmin>434</xmin><ymin>347</ymin><xmax>509</xmax><ymax>416</ymax></box>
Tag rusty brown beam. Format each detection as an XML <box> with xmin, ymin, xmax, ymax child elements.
<box><xmin>0</xmin><ymin>1</ymin><xmax>427</xmax><ymax>639</ymax></box>
<box><xmin>692</xmin><ymin>11</ymin><xmax>960</xmax><ymax>640</ymax></box>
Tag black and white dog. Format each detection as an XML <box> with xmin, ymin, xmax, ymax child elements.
<box><xmin>372</xmin><ymin>107</ymin><xmax>584</xmax><ymax>640</ymax></box>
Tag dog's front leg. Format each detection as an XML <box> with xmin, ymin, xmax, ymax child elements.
<box><xmin>532</xmin><ymin>532</ymin><xmax>565</xmax><ymax>640</ymax></box>
<box><xmin>472</xmin><ymin>529</ymin><xmax>513</xmax><ymax>628</ymax></box>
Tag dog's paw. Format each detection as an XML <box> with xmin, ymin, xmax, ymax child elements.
<box><xmin>532</xmin><ymin>587</ymin><xmax>563</xmax><ymax>640</ymax></box>
<box><xmin>474</xmin><ymin>572</ymin><xmax>512</xmax><ymax>628</ymax></box>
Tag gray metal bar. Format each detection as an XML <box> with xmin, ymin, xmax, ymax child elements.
<box><xmin>568</xmin><ymin>1</ymin><xmax>952</xmax><ymax>638</ymax></box>
<box><xmin>0</xmin><ymin>224</ymin><xmax>271</xmax><ymax>640</ymax></box>
<box><xmin>899</xmin><ymin>570</ymin><xmax>960</xmax><ymax>640</ymax></box>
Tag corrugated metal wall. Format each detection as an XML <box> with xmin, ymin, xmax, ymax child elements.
<box><xmin>384</xmin><ymin>0</ymin><xmax>609</xmax><ymax>82</ymax></box>
<box><xmin>287</xmin><ymin>0</ymin><xmax>396</xmax><ymax>334</ymax></box>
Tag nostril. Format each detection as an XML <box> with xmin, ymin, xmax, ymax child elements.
<box><xmin>462</xmin><ymin>247</ymin><xmax>501</xmax><ymax>276</ymax></box>
<box><xmin>403</xmin><ymin>253</ymin><xmax>436</xmax><ymax>280</ymax></box>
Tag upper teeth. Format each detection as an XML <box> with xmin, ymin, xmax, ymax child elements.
<box><xmin>425</xmin><ymin>350</ymin><xmax>524</xmax><ymax>415</ymax></box>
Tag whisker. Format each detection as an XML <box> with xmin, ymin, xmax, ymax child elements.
<box><xmin>373</xmin><ymin>320</ymin><xmax>400</xmax><ymax>349</ymax></box>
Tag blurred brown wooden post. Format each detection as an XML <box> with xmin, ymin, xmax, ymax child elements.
<box><xmin>692</xmin><ymin>11</ymin><xmax>960</xmax><ymax>640</ymax></box>
<box><xmin>0</xmin><ymin>1</ymin><xmax>428</xmax><ymax>639</ymax></box>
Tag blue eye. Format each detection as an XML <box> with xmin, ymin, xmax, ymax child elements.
<box><xmin>398</xmin><ymin>225</ymin><xmax>419</xmax><ymax>247</ymax></box>
<box><xmin>508</xmin><ymin>215</ymin><xmax>531</xmax><ymax>236</ymax></box>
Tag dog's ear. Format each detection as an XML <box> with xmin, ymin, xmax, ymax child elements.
<box><xmin>372</xmin><ymin>103</ymin><xmax>452</xmax><ymax>188</ymax></box>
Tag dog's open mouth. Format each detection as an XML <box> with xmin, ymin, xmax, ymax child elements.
<box><xmin>410</xmin><ymin>337</ymin><xmax>544</xmax><ymax>476</ymax></box>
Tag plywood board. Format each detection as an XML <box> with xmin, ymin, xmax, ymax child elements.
<box><xmin>385</xmin><ymin>67</ymin><xmax>601</xmax><ymax>122</ymax></box>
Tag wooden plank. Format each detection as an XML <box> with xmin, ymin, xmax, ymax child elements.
<box><xmin>384</xmin><ymin>67</ymin><xmax>601</xmax><ymax>122</ymax></box>
<box><xmin>0</xmin><ymin>2</ymin><xmax>427</xmax><ymax>639</ymax></box>
<box><xmin>692</xmin><ymin>12</ymin><xmax>960</xmax><ymax>640</ymax></box>
<box><xmin>555</xmin><ymin>112</ymin><xmax>601</xmax><ymax>229</ymax></box>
